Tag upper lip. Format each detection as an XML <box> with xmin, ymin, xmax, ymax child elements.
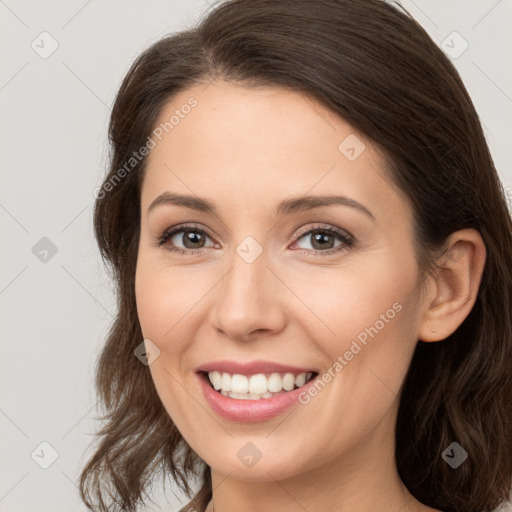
<box><xmin>197</xmin><ymin>360</ymin><xmax>317</xmax><ymax>375</ymax></box>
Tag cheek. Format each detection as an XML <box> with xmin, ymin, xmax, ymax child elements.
<box><xmin>135</xmin><ymin>258</ymin><xmax>201</xmax><ymax>432</ymax></box>
<box><xmin>135</xmin><ymin>254</ymin><xmax>203</xmax><ymax>349</ymax></box>
<box><xmin>285</xmin><ymin>252</ymin><xmax>421</xmax><ymax>417</ymax></box>
<box><xmin>288</xmin><ymin>256</ymin><xmax>418</xmax><ymax>353</ymax></box>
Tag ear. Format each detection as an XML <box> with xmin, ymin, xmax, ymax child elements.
<box><xmin>418</xmin><ymin>229</ymin><xmax>486</xmax><ymax>342</ymax></box>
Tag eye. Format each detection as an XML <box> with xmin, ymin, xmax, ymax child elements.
<box><xmin>291</xmin><ymin>225</ymin><xmax>354</xmax><ymax>255</ymax></box>
<box><xmin>156</xmin><ymin>224</ymin><xmax>215</xmax><ymax>255</ymax></box>
<box><xmin>155</xmin><ymin>223</ymin><xmax>355</xmax><ymax>256</ymax></box>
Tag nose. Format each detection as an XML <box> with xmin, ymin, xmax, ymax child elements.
<box><xmin>210</xmin><ymin>246</ymin><xmax>287</xmax><ymax>342</ymax></box>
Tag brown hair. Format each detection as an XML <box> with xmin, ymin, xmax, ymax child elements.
<box><xmin>79</xmin><ymin>1</ymin><xmax>512</xmax><ymax>511</ymax></box>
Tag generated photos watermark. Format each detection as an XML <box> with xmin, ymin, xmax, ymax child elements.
<box><xmin>93</xmin><ymin>96</ymin><xmax>198</xmax><ymax>199</ymax></box>
<box><xmin>298</xmin><ymin>301</ymin><xmax>403</xmax><ymax>404</ymax></box>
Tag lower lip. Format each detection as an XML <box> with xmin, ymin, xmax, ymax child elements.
<box><xmin>197</xmin><ymin>372</ymin><xmax>317</xmax><ymax>423</ymax></box>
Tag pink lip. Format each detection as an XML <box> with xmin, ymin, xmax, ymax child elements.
<box><xmin>196</xmin><ymin>372</ymin><xmax>319</xmax><ymax>423</ymax></box>
<box><xmin>196</xmin><ymin>359</ymin><xmax>316</xmax><ymax>375</ymax></box>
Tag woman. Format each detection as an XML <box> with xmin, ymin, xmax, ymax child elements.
<box><xmin>79</xmin><ymin>1</ymin><xmax>512</xmax><ymax>511</ymax></box>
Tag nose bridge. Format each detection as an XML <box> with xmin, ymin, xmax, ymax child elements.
<box><xmin>212</xmin><ymin>238</ymin><xmax>284</xmax><ymax>339</ymax></box>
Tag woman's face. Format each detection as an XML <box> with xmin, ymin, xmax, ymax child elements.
<box><xmin>135</xmin><ymin>80</ymin><xmax>428</xmax><ymax>481</ymax></box>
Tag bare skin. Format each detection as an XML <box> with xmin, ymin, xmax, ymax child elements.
<box><xmin>135</xmin><ymin>80</ymin><xmax>485</xmax><ymax>512</ymax></box>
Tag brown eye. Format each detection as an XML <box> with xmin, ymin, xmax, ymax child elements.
<box><xmin>173</xmin><ymin>229</ymin><xmax>209</xmax><ymax>249</ymax></box>
<box><xmin>293</xmin><ymin>226</ymin><xmax>354</xmax><ymax>254</ymax></box>
<box><xmin>157</xmin><ymin>224</ymin><xmax>215</xmax><ymax>254</ymax></box>
<box><xmin>299</xmin><ymin>230</ymin><xmax>338</xmax><ymax>250</ymax></box>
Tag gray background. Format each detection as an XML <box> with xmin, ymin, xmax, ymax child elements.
<box><xmin>1</xmin><ymin>1</ymin><xmax>511</xmax><ymax>511</ymax></box>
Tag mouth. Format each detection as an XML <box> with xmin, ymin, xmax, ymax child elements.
<box><xmin>198</xmin><ymin>370</ymin><xmax>319</xmax><ymax>400</ymax></box>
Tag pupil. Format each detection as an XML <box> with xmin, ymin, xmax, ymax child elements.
<box><xmin>180</xmin><ymin>230</ymin><xmax>335</xmax><ymax>250</ymax></box>
<box><xmin>184</xmin><ymin>231</ymin><xmax>204</xmax><ymax>248</ymax></box>
<box><xmin>312</xmin><ymin>231</ymin><xmax>334</xmax><ymax>250</ymax></box>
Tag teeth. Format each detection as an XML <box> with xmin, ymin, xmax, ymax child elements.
<box><xmin>295</xmin><ymin>373</ymin><xmax>306</xmax><ymax>387</ymax></box>
<box><xmin>249</xmin><ymin>374</ymin><xmax>267</xmax><ymax>394</ymax></box>
<box><xmin>221</xmin><ymin>372</ymin><xmax>231</xmax><ymax>391</ymax></box>
<box><xmin>207</xmin><ymin>371</ymin><xmax>314</xmax><ymax>400</ymax></box>
<box><xmin>231</xmin><ymin>374</ymin><xmax>248</xmax><ymax>394</ymax></box>
<box><xmin>267</xmin><ymin>373</ymin><xmax>281</xmax><ymax>393</ymax></box>
<box><xmin>282</xmin><ymin>373</ymin><xmax>295</xmax><ymax>391</ymax></box>
<box><xmin>210</xmin><ymin>371</ymin><xmax>222</xmax><ymax>390</ymax></box>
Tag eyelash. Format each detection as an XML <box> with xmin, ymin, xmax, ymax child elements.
<box><xmin>155</xmin><ymin>223</ymin><xmax>355</xmax><ymax>256</ymax></box>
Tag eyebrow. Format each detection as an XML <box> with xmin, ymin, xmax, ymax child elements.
<box><xmin>147</xmin><ymin>192</ymin><xmax>376</xmax><ymax>221</ymax></box>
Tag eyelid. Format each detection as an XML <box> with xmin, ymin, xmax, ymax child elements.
<box><xmin>156</xmin><ymin>222</ymin><xmax>355</xmax><ymax>255</ymax></box>
<box><xmin>289</xmin><ymin>223</ymin><xmax>355</xmax><ymax>254</ymax></box>
<box><xmin>292</xmin><ymin>223</ymin><xmax>354</xmax><ymax>243</ymax></box>
<box><xmin>155</xmin><ymin>222</ymin><xmax>216</xmax><ymax>247</ymax></box>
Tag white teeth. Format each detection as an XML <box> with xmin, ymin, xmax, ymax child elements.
<box><xmin>295</xmin><ymin>373</ymin><xmax>306</xmax><ymax>388</ymax></box>
<box><xmin>228</xmin><ymin>392</ymin><xmax>248</xmax><ymax>399</ymax></box>
<box><xmin>207</xmin><ymin>370</ymin><xmax>314</xmax><ymax>400</ymax></box>
<box><xmin>221</xmin><ymin>372</ymin><xmax>231</xmax><ymax>392</ymax></box>
<box><xmin>230</xmin><ymin>374</ymin><xmax>249</xmax><ymax>394</ymax></box>
<box><xmin>228</xmin><ymin>391</ymin><xmax>263</xmax><ymax>400</ymax></box>
<box><xmin>249</xmin><ymin>374</ymin><xmax>268</xmax><ymax>394</ymax></box>
<box><xmin>268</xmin><ymin>373</ymin><xmax>283</xmax><ymax>392</ymax></box>
<box><xmin>210</xmin><ymin>371</ymin><xmax>222</xmax><ymax>390</ymax></box>
<box><xmin>282</xmin><ymin>373</ymin><xmax>295</xmax><ymax>391</ymax></box>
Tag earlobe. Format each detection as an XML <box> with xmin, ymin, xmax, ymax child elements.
<box><xmin>418</xmin><ymin>229</ymin><xmax>486</xmax><ymax>343</ymax></box>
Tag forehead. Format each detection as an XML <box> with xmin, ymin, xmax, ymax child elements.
<box><xmin>141</xmin><ymin>80</ymin><xmax>407</xmax><ymax>223</ymax></box>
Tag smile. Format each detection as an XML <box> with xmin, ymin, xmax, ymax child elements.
<box><xmin>205</xmin><ymin>371</ymin><xmax>316</xmax><ymax>400</ymax></box>
<box><xmin>196</xmin><ymin>369</ymin><xmax>319</xmax><ymax>422</ymax></box>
